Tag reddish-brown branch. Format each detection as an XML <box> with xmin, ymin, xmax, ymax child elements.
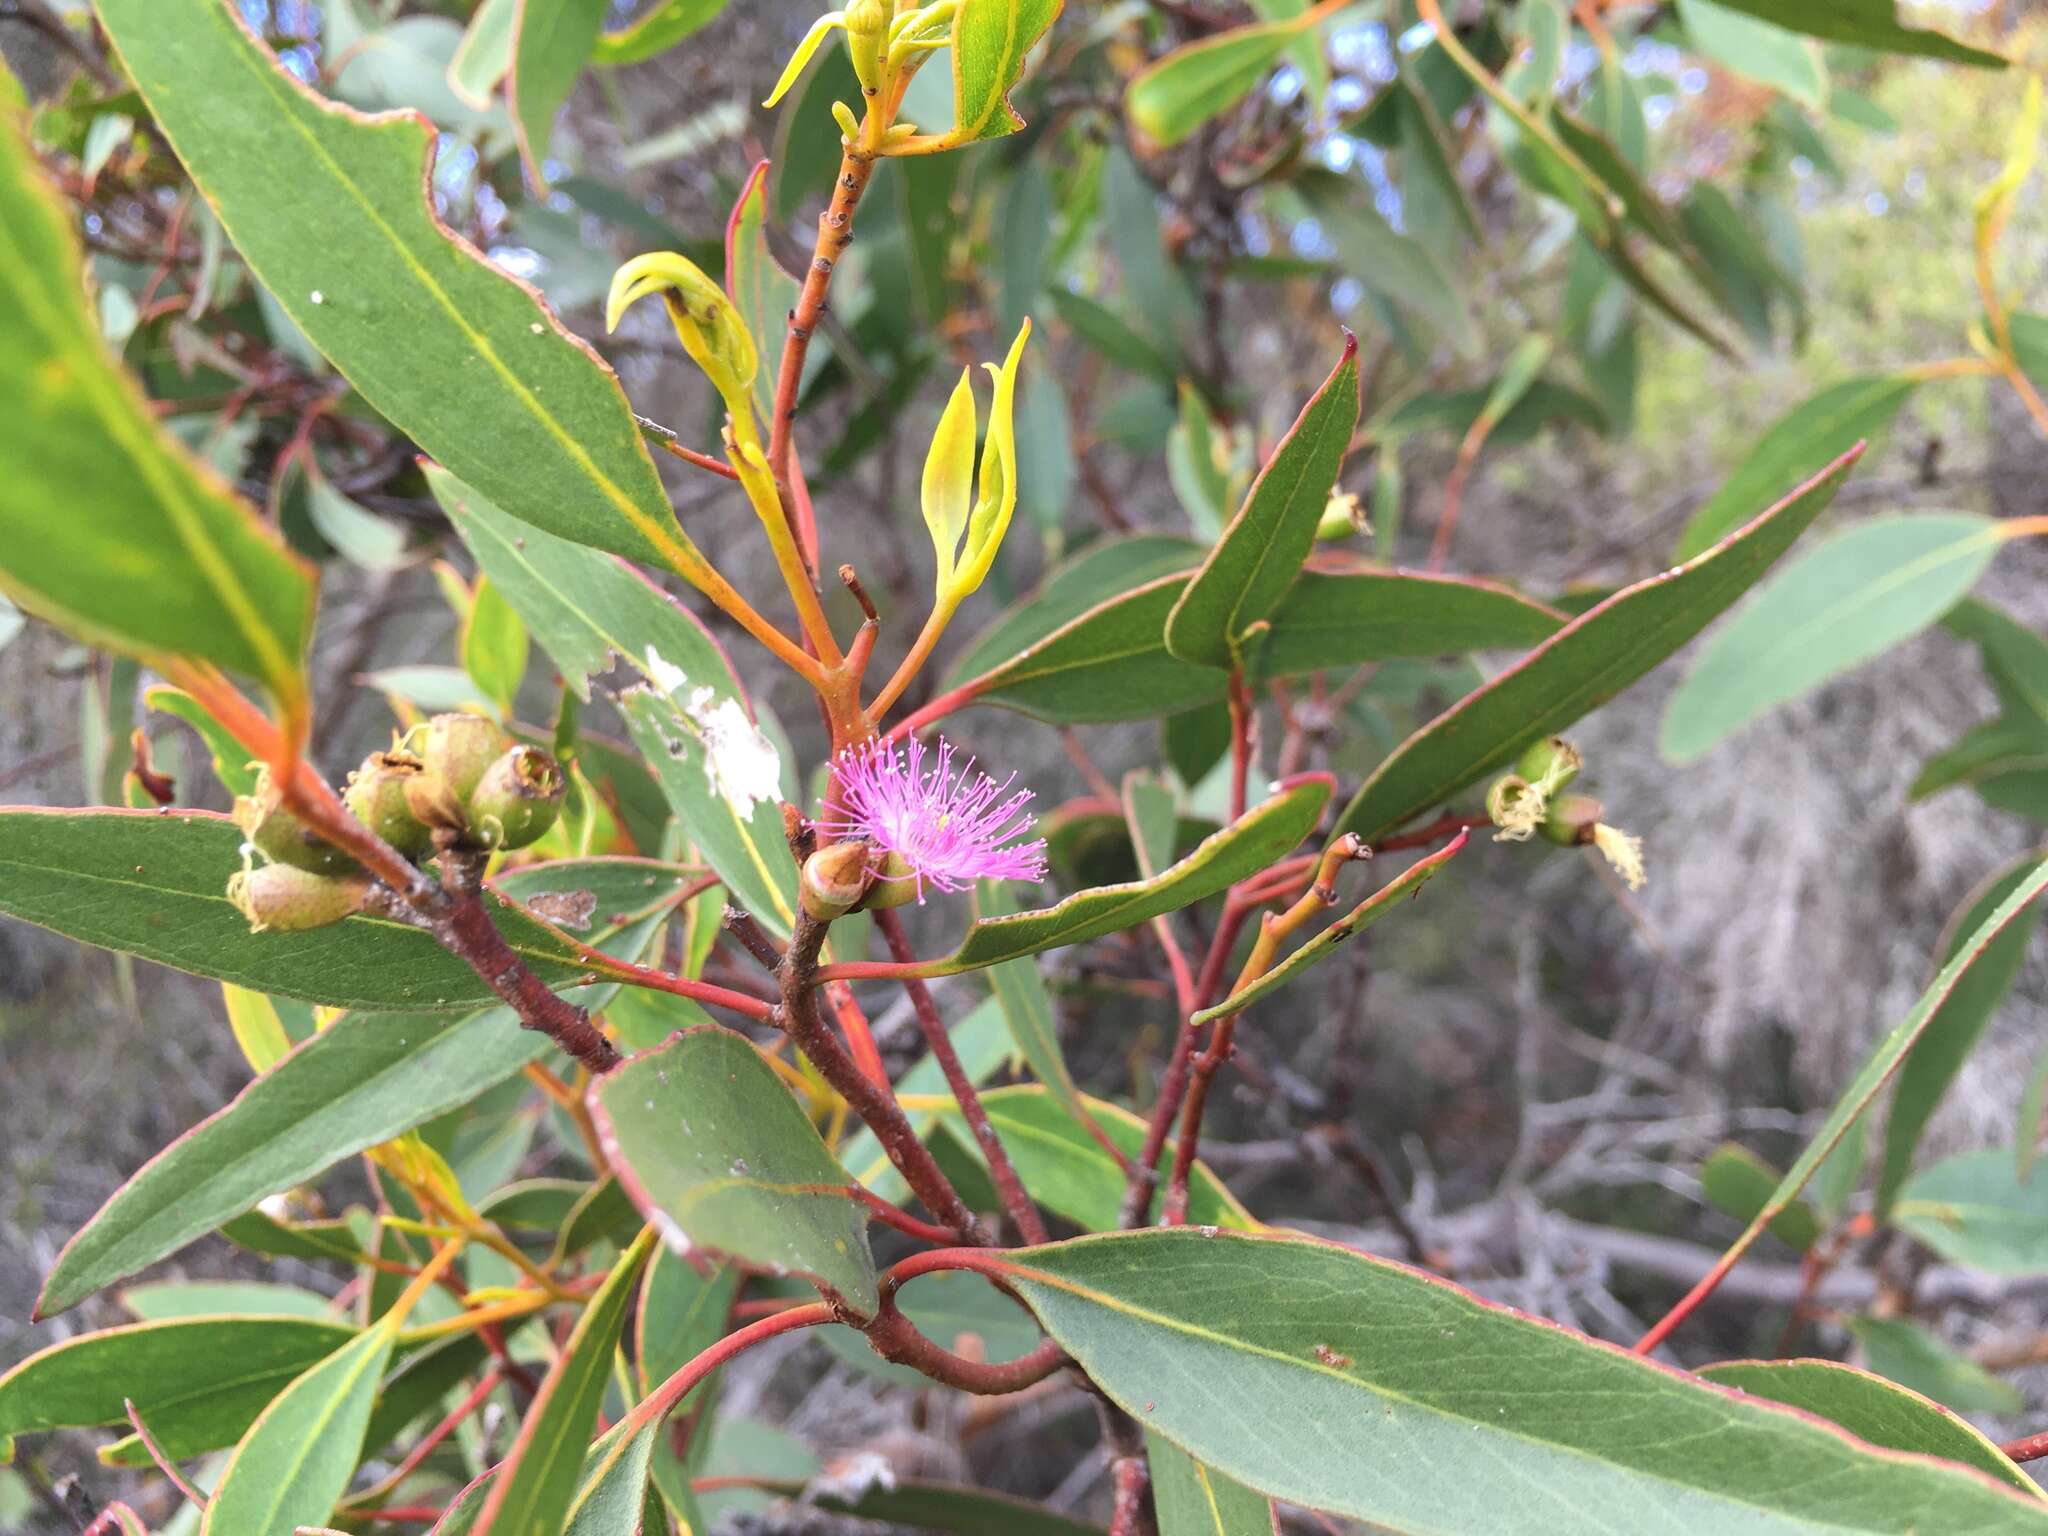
<box><xmin>1373</xmin><ymin>812</ymin><xmax>1490</xmax><ymax>854</ymax></box>
<box><xmin>636</xmin><ymin>414</ymin><xmax>741</xmax><ymax>480</ymax></box>
<box><xmin>355</xmin><ymin>1368</ymin><xmax>502</xmax><ymax>1504</ymax></box>
<box><xmin>878</xmin><ymin>910</ymin><xmax>1049</xmax><ymax>1245</ymax></box>
<box><xmin>623</xmin><ymin>1302</ymin><xmax>836</xmax><ymax>1439</ymax></box>
<box><xmin>2001</xmin><ymin>1429</ymin><xmax>2048</xmax><ymax>1464</ymax></box>
<box><xmin>852</xmin><ymin>1186</ymin><xmax>969</xmax><ymax>1248</ymax></box>
<box><xmin>1226</xmin><ymin>671</ymin><xmax>1254</xmax><ymax>825</ymax></box>
<box><xmin>780</xmin><ymin>910</ymin><xmax>984</xmax><ymax>1241</ymax></box>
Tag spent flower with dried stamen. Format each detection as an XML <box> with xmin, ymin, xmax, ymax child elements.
<box><xmin>817</xmin><ymin>736</ymin><xmax>1048</xmax><ymax>902</ymax></box>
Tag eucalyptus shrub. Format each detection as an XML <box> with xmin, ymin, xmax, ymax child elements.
<box><xmin>2</xmin><ymin>1</ymin><xmax>2048</xmax><ymax>1533</ymax></box>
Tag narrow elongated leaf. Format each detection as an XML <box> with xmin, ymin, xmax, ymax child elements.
<box><xmin>434</xmin><ymin>466</ymin><xmax>796</xmax><ymax>934</ymax></box>
<box><xmin>1334</xmin><ymin>450</ymin><xmax>1857</xmax><ymax>843</ymax></box>
<box><xmin>1679</xmin><ymin>0</ymin><xmax>1827</xmax><ymax>105</ymax></box>
<box><xmin>959</xmin><ymin>573</ymin><xmax>1227</xmax><ymax>724</ymax></box>
<box><xmin>1847</xmin><ymin>1316</ymin><xmax>2023</xmax><ymax>1417</ymax></box>
<box><xmin>1193</xmin><ymin>835</ymin><xmax>1461</xmax><ymax>1023</ymax></box>
<box><xmin>950</xmin><ymin>0</ymin><xmax>1063</xmax><ymax>144</ymax></box>
<box><xmin>726</xmin><ymin>161</ymin><xmax>797</xmax><ymax>424</ymax></box>
<box><xmin>1878</xmin><ymin>855</ymin><xmax>2047</xmax><ymax>1213</ymax></box>
<box><xmin>946</xmin><ymin>534</ymin><xmax>1204</xmax><ymax>683</ymax></box>
<box><xmin>36</xmin><ymin>943</ymin><xmax>646</xmax><ymax>1319</ymax></box>
<box><xmin>1701</xmin><ymin>1359</ymin><xmax>2035</xmax><ymax>1495</ymax></box>
<box><xmin>92</xmin><ymin>0</ymin><xmax>711</xmax><ymax>585</ymax></box>
<box><xmin>637</xmin><ymin>1249</ymin><xmax>740</xmax><ymax>1397</ymax></box>
<box><xmin>929</xmin><ymin>1086</ymin><xmax>1253</xmax><ymax>1232</ymax></box>
<box><xmin>1700</xmin><ymin>1145</ymin><xmax>1819</xmax><ymax>1251</ymax></box>
<box><xmin>202</xmin><ymin>1316</ymin><xmax>396</xmax><ymax>1535</ymax></box>
<box><xmin>1896</xmin><ymin>1150</ymin><xmax>2048</xmax><ymax>1273</ymax></box>
<box><xmin>0</xmin><ymin>1316</ymin><xmax>355</xmax><ymax>1463</ymax></box>
<box><xmin>1128</xmin><ymin>19</ymin><xmax>1305</xmax><ymax>148</ymax></box>
<box><xmin>1253</xmin><ymin>569</ymin><xmax>1565</xmax><ymax>678</ymax></box>
<box><xmin>1699</xmin><ymin>0</ymin><xmax>2003</xmax><ymax>65</ymax></box>
<box><xmin>1166</xmin><ymin>338</ymin><xmax>1360</xmax><ymax>671</ymax></box>
<box><xmin>424</xmin><ymin>1410</ymin><xmax>669</xmax><ymax>1536</ymax></box>
<box><xmin>0</xmin><ymin>71</ymin><xmax>311</xmax><ymax>707</ymax></box>
<box><xmin>0</xmin><ymin>811</ymin><xmax>683</xmax><ymax>1010</ymax></box>
<box><xmin>1148</xmin><ymin>1432</ymin><xmax>1272</xmax><ymax>1536</ymax></box>
<box><xmin>996</xmin><ymin>1229</ymin><xmax>2048</xmax><ymax>1533</ymax></box>
<box><xmin>1675</xmin><ymin>861</ymin><xmax>2048</xmax><ymax>1321</ymax></box>
<box><xmin>880</xmin><ymin>779</ymin><xmax>1327</xmax><ymax>977</ymax></box>
<box><xmin>447</xmin><ymin>0</ymin><xmax>517</xmax><ymax>108</ymax></box>
<box><xmin>979</xmin><ymin>882</ymin><xmax>1087</xmax><ymax>1126</ymax></box>
<box><xmin>474</xmin><ymin>1230</ymin><xmax>655</xmax><ymax>1536</ymax></box>
<box><xmin>591</xmin><ymin>1027</ymin><xmax>880</xmax><ymax>1316</ymax></box>
<box><xmin>1662</xmin><ymin>513</ymin><xmax>2001</xmax><ymax>763</ymax></box>
<box><xmin>592</xmin><ymin>0</ymin><xmax>729</xmax><ymax>65</ymax></box>
<box><xmin>1675</xmin><ymin>376</ymin><xmax>1914</xmax><ymax>560</ymax></box>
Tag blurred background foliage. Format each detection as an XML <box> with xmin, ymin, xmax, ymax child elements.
<box><xmin>3</xmin><ymin>0</ymin><xmax>2048</xmax><ymax>1525</ymax></box>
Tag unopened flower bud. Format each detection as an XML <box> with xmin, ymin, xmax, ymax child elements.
<box><xmin>801</xmin><ymin>840</ymin><xmax>874</xmax><ymax>920</ymax></box>
<box><xmin>846</xmin><ymin>0</ymin><xmax>890</xmax><ymax>93</ymax></box>
<box><xmin>1539</xmin><ymin>792</ymin><xmax>1604</xmax><ymax>847</ymax></box>
<box><xmin>228</xmin><ymin>863</ymin><xmax>370</xmax><ymax>933</ymax></box>
<box><xmin>468</xmin><ymin>746</ymin><xmax>566</xmax><ymax>851</ymax></box>
<box><xmin>1315</xmin><ymin>490</ymin><xmax>1370</xmax><ymax>541</ymax></box>
<box><xmin>234</xmin><ymin>768</ymin><xmax>356</xmax><ymax>875</ymax></box>
<box><xmin>344</xmin><ymin>750</ymin><xmax>433</xmax><ymax>859</ymax></box>
<box><xmin>413</xmin><ymin>713</ymin><xmax>505</xmax><ymax>805</ymax></box>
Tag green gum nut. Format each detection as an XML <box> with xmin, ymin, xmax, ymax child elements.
<box><xmin>1515</xmin><ymin>735</ymin><xmax>1583</xmax><ymax>792</ymax></box>
<box><xmin>234</xmin><ymin>768</ymin><xmax>357</xmax><ymax>876</ymax></box>
<box><xmin>228</xmin><ymin>863</ymin><xmax>371</xmax><ymax>933</ymax></box>
<box><xmin>1540</xmin><ymin>793</ymin><xmax>1604</xmax><ymax>848</ymax></box>
<box><xmin>468</xmin><ymin>746</ymin><xmax>567</xmax><ymax>851</ymax></box>
<box><xmin>344</xmin><ymin>750</ymin><xmax>434</xmax><ymax>859</ymax></box>
<box><xmin>412</xmin><ymin>713</ymin><xmax>506</xmax><ymax>805</ymax></box>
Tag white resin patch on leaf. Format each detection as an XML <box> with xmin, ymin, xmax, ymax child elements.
<box><xmin>643</xmin><ymin>645</ymin><xmax>782</xmax><ymax>814</ymax></box>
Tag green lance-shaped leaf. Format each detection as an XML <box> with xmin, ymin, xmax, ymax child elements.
<box><xmin>995</xmin><ymin>1228</ymin><xmax>2048</xmax><ymax>1534</ymax></box>
<box><xmin>1699</xmin><ymin>1359</ymin><xmax>2038</xmax><ymax>1496</ymax></box>
<box><xmin>726</xmin><ymin>160</ymin><xmax>798</xmax><ymax>424</ymax></box>
<box><xmin>1699</xmin><ymin>1144</ymin><xmax>1820</xmax><ymax>1252</ymax></box>
<box><xmin>979</xmin><ymin>881</ymin><xmax>1088</xmax><ymax>1126</ymax></box>
<box><xmin>1665</xmin><ymin>860</ymin><xmax>2048</xmax><ymax>1335</ymax></box>
<box><xmin>36</xmin><ymin>886</ymin><xmax>667</xmax><ymax>1318</ymax></box>
<box><xmin>592</xmin><ymin>0</ymin><xmax>730</xmax><ymax>65</ymax></box>
<box><xmin>201</xmin><ymin>1313</ymin><xmax>399</xmax><ymax>1535</ymax></box>
<box><xmin>874</xmin><ymin>778</ymin><xmax>1328</xmax><ymax>977</ymax></box>
<box><xmin>1334</xmin><ymin>448</ymin><xmax>1859</xmax><ymax>844</ymax></box>
<box><xmin>1147</xmin><ymin>1432</ymin><xmax>1273</xmax><ymax>1536</ymax></box>
<box><xmin>590</xmin><ymin>1027</ymin><xmax>880</xmax><ymax>1317</ymax></box>
<box><xmin>471</xmin><ymin>1230</ymin><xmax>656</xmax><ymax>1536</ymax></box>
<box><xmin>509</xmin><ymin>0</ymin><xmax>607</xmax><ymax>193</ymax></box>
<box><xmin>1661</xmin><ymin>512</ymin><xmax>2003</xmax><ymax>764</ymax></box>
<box><xmin>927</xmin><ymin>1086</ymin><xmax>1253</xmax><ymax>1233</ymax></box>
<box><xmin>417</xmin><ymin>1408</ymin><xmax>671</xmax><ymax>1536</ymax></box>
<box><xmin>90</xmin><ymin>0</ymin><xmax>714</xmax><ymax>587</ymax></box>
<box><xmin>1677</xmin><ymin>0</ymin><xmax>1828</xmax><ymax>106</ymax></box>
<box><xmin>447</xmin><ymin>0</ymin><xmax>517</xmax><ymax>109</ymax></box>
<box><xmin>1698</xmin><ymin>0</ymin><xmax>2003</xmax><ymax>66</ymax></box>
<box><xmin>1846</xmin><ymin>1316</ymin><xmax>2024</xmax><ymax>1418</ymax></box>
<box><xmin>0</xmin><ymin>1315</ymin><xmax>356</xmax><ymax>1464</ymax></box>
<box><xmin>0</xmin><ymin>810</ymin><xmax>687</xmax><ymax>1011</ymax></box>
<box><xmin>1675</xmin><ymin>375</ymin><xmax>1916</xmax><ymax>561</ymax></box>
<box><xmin>1192</xmin><ymin>833</ymin><xmax>1463</xmax><ymax>1024</ymax></box>
<box><xmin>1877</xmin><ymin>854</ymin><xmax>2047</xmax><ymax>1214</ymax></box>
<box><xmin>0</xmin><ymin>69</ymin><xmax>312</xmax><ymax>712</ymax></box>
<box><xmin>432</xmin><ymin>465</ymin><xmax>797</xmax><ymax>934</ymax></box>
<box><xmin>1128</xmin><ymin>13</ymin><xmax>1316</xmax><ymax>149</ymax></box>
<box><xmin>1249</xmin><ymin>569</ymin><xmax>1566</xmax><ymax>679</ymax></box>
<box><xmin>1166</xmin><ymin>336</ymin><xmax>1362</xmax><ymax>671</ymax></box>
<box><xmin>948</xmin><ymin>0</ymin><xmax>1064</xmax><ymax>145</ymax></box>
<box><xmin>1895</xmin><ymin>1149</ymin><xmax>2048</xmax><ymax>1274</ymax></box>
<box><xmin>954</xmin><ymin>573</ymin><xmax>1229</xmax><ymax>725</ymax></box>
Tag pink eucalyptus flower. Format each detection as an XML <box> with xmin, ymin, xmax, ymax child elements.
<box><xmin>818</xmin><ymin>736</ymin><xmax>1048</xmax><ymax>900</ymax></box>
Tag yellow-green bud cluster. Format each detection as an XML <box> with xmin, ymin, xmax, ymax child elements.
<box><xmin>1486</xmin><ymin>738</ymin><xmax>1646</xmax><ymax>891</ymax></box>
<box><xmin>230</xmin><ymin>714</ymin><xmax>568</xmax><ymax>934</ymax></box>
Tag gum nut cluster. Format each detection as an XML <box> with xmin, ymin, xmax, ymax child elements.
<box><xmin>227</xmin><ymin>713</ymin><xmax>567</xmax><ymax>933</ymax></box>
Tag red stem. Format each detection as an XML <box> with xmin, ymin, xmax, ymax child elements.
<box><xmin>2001</xmin><ymin>1429</ymin><xmax>2048</xmax><ymax>1464</ymax></box>
<box><xmin>877</xmin><ymin>910</ymin><xmax>1049</xmax><ymax>1245</ymax></box>
<box><xmin>1226</xmin><ymin>671</ymin><xmax>1253</xmax><ymax>825</ymax></box>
